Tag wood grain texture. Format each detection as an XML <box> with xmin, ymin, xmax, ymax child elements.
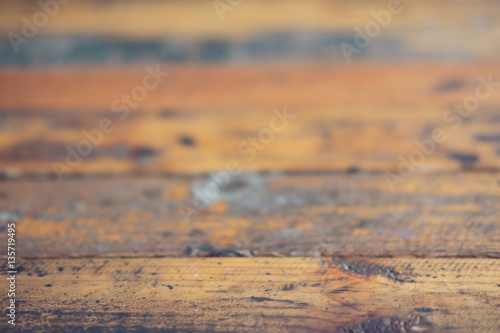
<box><xmin>2</xmin><ymin>257</ymin><xmax>499</xmax><ymax>332</ymax></box>
<box><xmin>2</xmin><ymin>63</ymin><xmax>500</xmax><ymax>113</ymax></box>
<box><xmin>1</xmin><ymin>0</ymin><xmax>499</xmax><ymax>38</ymax></box>
<box><xmin>1</xmin><ymin>1</ymin><xmax>499</xmax><ymax>331</ymax></box>
<box><xmin>1</xmin><ymin>64</ymin><xmax>500</xmax><ymax>175</ymax></box>
<box><xmin>1</xmin><ymin>173</ymin><xmax>498</xmax><ymax>259</ymax></box>
<box><xmin>2</xmin><ymin>0</ymin><xmax>500</xmax><ymax>65</ymax></box>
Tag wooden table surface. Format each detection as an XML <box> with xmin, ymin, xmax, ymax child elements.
<box><xmin>0</xmin><ymin>0</ymin><xmax>499</xmax><ymax>332</ymax></box>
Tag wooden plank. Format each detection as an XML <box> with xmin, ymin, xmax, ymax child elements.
<box><xmin>2</xmin><ymin>0</ymin><xmax>500</xmax><ymax>64</ymax></box>
<box><xmin>1</xmin><ymin>30</ymin><xmax>499</xmax><ymax>65</ymax></box>
<box><xmin>2</xmin><ymin>257</ymin><xmax>499</xmax><ymax>332</ymax></box>
<box><xmin>2</xmin><ymin>63</ymin><xmax>500</xmax><ymax>113</ymax></box>
<box><xmin>1</xmin><ymin>64</ymin><xmax>500</xmax><ymax>175</ymax></box>
<box><xmin>1</xmin><ymin>173</ymin><xmax>498</xmax><ymax>259</ymax></box>
<box><xmin>1</xmin><ymin>0</ymin><xmax>499</xmax><ymax>38</ymax></box>
<box><xmin>2</xmin><ymin>108</ymin><xmax>499</xmax><ymax>175</ymax></box>
<box><xmin>1</xmin><ymin>1</ymin><xmax>498</xmax><ymax>331</ymax></box>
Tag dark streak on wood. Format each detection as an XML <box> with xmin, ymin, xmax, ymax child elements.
<box><xmin>339</xmin><ymin>315</ymin><xmax>431</xmax><ymax>333</ymax></box>
<box><xmin>331</xmin><ymin>258</ymin><xmax>414</xmax><ymax>283</ymax></box>
<box><xmin>476</xmin><ymin>133</ymin><xmax>500</xmax><ymax>142</ymax></box>
<box><xmin>433</xmin><ymin>79</ymin><xmax>465</xmax><ymax>93</ymax></box>
<box><xmin>448</xmin><ymin>152</ymin><xmax>479</xmax><ymax>169</ymax></box>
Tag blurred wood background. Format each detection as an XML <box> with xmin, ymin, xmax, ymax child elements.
<box><xmin>0</xmin><ymin>0</ymin><xmax>499</xmax><ymax>332</ymax></box>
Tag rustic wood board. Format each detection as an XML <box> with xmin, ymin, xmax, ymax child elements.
<box><xmin>1</xmin><ymin>0</ymin><xmax>499</xmax><ymax>63</ymax></box>
<box><xmin>1</xmin><ymin>64</ymin><xmax>500</xmax><ymax>175</ymax></box>
<box><xmin>1</xmin><ymin>0</ymin><xmax>500</xmax><ymax>331</ymax></box>
<box><xmin>3</xmin><ymin>0</ymin><xmax>500</xmax><ymax>37</ymax></box>
<box><xmin>1</xmin><ymin>173</ymin><xmax>498</xmax><ymax>259</ymax></box>
<box><xmin>2</xmin><ymin>64</ymin><xmax>500</xmax><ymax>114</ymax></box>
<box><xmin>2</xmin><ymin>257</ymin><xmax>499</xmax><ymax>332</ymax></box>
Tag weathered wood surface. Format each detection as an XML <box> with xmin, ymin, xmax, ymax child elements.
<box><xmin>2</xmin><ymin>64</ymin><xmax>500</xmax><ymax>113</ymax></box>
<box><xmin>1</xmin><ymin>0</ymin><xmax>500</xmax><ymax>331</ymax></box>
<box><xmin>2</xmin><ymin>0</ymin><xmax>499</xmax><ymax>37</ymax></box>
<box><xmin>1</xmin><ymin>0</ymin><xmax>499</xmax><ymax>64</ymax></box>
<box><xmin>1</xmin><ymin>173</ymin><xmax>498</xmax><ymax>259</ymax></box>
<box><xmin>1</xmin><ymin>64</ymin><xmax>500</xmax><ymax>176</ymax></box>
<box><xmin>1</xmin><ymin>257</ymin><xmax>499</xmax><ymax>332</ymax></box>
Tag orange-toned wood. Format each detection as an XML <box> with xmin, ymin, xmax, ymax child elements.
<box><xmin>1</xmin><ymin>2</ymin><xmax>499</xmax><ymax>331</ymax></box>
<box><xmin>1</xmin><ymin>64</ymin><xmax>500</xmax><ymax>175</ymax></box>
<box><xmin>1</xmin><ymin>173</ymin><xmax>498</xmax><ymax>259</ymax></box>
<box><xmin>1</xmin><ymin>0</ymin><xmax>499</xmax><ymax>40</ymax></box>
<box><xmin>1</xmin><ymin>63</ymin><xmax>500</xmax><ymax>113</ymax></box>
<box><xmin>3</xmin><ymin>257</ymin><xmax>499</xmax><ymax>332</ymax></box>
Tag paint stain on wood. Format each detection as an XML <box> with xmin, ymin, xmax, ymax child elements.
<box><xmin>178</xmin><ymin>135</ymin><xmax>196</xmax><ymax>147</ymax></box>
<box><xmin>331</xmin><ymin>258</ymin><xmax>413</xmax><ymax>283</ymax></box>
<box><xmin>433</xmin><ymin>79</ymin><xmax>465</xmax><ymax>93</ymax></box>
<box><xmin>339</xmin><ymin>314</ymin><xmax>430</xmax><ymax>333</ymax></box>
<box><xmin>448</xmin><ymin>152</ymin><xmax>479</xmax><ymax>169</ymax></box>
<box><xmin>475</xmin><ymin>133</ymin><xmax>500</xmax><ymax>142</ymax></box>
